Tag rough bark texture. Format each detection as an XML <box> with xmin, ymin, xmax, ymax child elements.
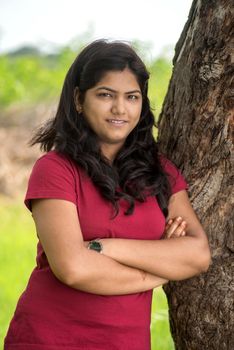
<box><xmin>157</xmin><ymin>0</ymin><xmax>234</xmax><ymax>349</ymax></box>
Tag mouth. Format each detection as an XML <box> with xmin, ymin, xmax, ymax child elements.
<box><xmin>106</xmin><ymin>119</ymin><xmax>127</xmax><ymax>125</ymax></box>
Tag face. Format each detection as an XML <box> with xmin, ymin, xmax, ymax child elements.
<box><xmin>76</xmin><ymin>68</ymin><xmax>142</xmax><ymax>161</ymax></box>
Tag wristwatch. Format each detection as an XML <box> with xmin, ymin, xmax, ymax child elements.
<box><xmin>87</xmin><ymin>239</ymin><xmax>103</xmax><ymax>253</ymax></box>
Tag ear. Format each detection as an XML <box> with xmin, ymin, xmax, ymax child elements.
<box><xmin>74</xmin><ymin>87</ymin><xmax>82</xmax><ymax>113</ymax></box>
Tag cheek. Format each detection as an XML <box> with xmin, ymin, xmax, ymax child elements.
<box><xmin>83</xmin><ymin>103</ymin><xmax>98</xmax><ymax>121</ymax></box>
<box><xmin>86</xmin><ymin>101</ymin><xmax>109</xmax><ymax>117</ymax></box>
<box><xmin>133</xmin><ymin>107</ymin><xmax>142</xmax><ymax>123</ymax></box>
<box><xmin>134</xmin><ymin>102</ymin><xmax>142</xmax><ymax>116</ymax></box>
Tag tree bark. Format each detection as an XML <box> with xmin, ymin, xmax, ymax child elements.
<box><xmin>157</xmin><ymin>0</ymin><xmax>234</xmax><ymax>349</ymax></box>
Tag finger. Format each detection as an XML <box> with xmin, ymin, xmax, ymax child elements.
<box><xmin>165</xmin><ymin>219</ymin><xmax>173</xmax><ymax>230</ymax></box>
<box><xmin>172</xmin><ymin>221</ymin><xmax>187</xmax><ymax>237</ymax></box>
<box><xmin>165</xmin><ymin>217</ymin><xmax>183</xmax><ymax>237</ymax></box>
<box><xmin>166</xmin><ymin>219</ymin><xmax>173</xmax><ymax>226</ymax></box>
<box><xmin>170</xmin><ymin>230</ymin><xmax>186</xmax><ymax>239</ymax></box>
<box><xmin>165</xmin><ymin>218</ymin><xmax>188</xmax><ymax>239</ymax></box>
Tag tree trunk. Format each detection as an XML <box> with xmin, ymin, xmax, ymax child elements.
<box><xmin>157</xmin><ymin>0</ymin><xmax>234</xmax><ymax>349</ymax></box>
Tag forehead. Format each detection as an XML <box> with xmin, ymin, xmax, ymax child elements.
<box><xmin>94</xmin><ymin>69</ymin><xmax>140</xmax><ymax>90</ymax></box>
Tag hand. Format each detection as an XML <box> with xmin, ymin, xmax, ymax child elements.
<box><xmin>163</xmin><ymin>216</ymin><xmax>187</xmax><ymax>239</ymax></box>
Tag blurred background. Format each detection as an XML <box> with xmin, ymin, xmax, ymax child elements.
<box><xmin>0</xmin><ymin>1</ymin><xmax>192</xmax><ymax>349</ymax></box>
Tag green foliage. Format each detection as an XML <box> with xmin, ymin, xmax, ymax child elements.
<box><xmin>0</xmin><ymin>46</ymin><xmax>172</xmax><ymax>118</ymax></box>
<box><xmin>0</xmin><ymin>48</ymin><xmax>77</xmax><ymax>108</ymax></box>
<box><xmin>0</xmin><ymin>198</ymin><xmax>174</xmax><ymax>350</ymax></box>
<box><xmin>148</xmin><ymin>57</ymin><xmax>172</xmax><ymax>116</ymax></box>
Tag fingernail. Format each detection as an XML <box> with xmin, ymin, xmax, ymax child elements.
<box><xmin>176</xmin><ymin>217</ymin><xmax>182</xmax><ymax>221</ymax></box>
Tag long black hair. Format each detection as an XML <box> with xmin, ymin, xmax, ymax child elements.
<box><xmin>30</xmin><ymin>39</ymin><xmax>171</xmax><ymax>217</ymax></box>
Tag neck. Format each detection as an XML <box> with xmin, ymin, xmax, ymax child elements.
<box><xmin>100</xmin><ymin>143</ymin><xmax>123</xmax><ymax>164</ymax></box>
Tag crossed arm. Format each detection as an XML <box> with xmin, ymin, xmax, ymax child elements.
<box><xmin>31</xmin><ymin>190</ymin><xmax>211</xmax><ymax>295</ymax></box>
<box><xmin>92</xmin><ymin>190</ymin><xmax>211</xmax><ymax>280</ymax></box>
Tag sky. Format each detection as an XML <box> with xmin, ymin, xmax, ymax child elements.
<box><xmin>0</xmin><ymin>0</ymin><xmax>193</xmax><ymax>58</ymax></box>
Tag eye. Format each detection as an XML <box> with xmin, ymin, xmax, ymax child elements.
<box><xmin>97</xmin><ymin>92</ymin><xmax>112</xmax><ymax>98</ymax></box>
<box><xmin>128</xmin><ymin>94</ymin><xmax>139</xmax><ymax>100</ymax></box>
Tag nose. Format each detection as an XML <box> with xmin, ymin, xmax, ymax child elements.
<box><xmin>111</xmin><ymin>97</ymin><xmax>126</xmax><ymax>115</ymax></box>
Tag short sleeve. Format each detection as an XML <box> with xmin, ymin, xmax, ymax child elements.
<box><xmin>24</xmin><ymin>151</ymin><xmax>77</xmax><ymax>211</ymax></box>
<box><xmin>160</xmin><ymin>156</ymin><xmax>189</xmax><ymax>195</ymax></box>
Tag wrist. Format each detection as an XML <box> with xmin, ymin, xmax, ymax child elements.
<box><xmin>87</xmin><ymin>239</ymin><xmax>103</xmax><ymax>253</ymax></box>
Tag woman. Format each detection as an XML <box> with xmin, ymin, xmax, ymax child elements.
<box><xmin>5</xmin><ymin>39</ymin><xmax>211</xmax><ymax>350</ymax></box>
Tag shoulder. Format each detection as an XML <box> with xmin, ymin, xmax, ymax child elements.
<box><xmin>31</xmin><ymin>150</ymin><xmax>80</xmax><ymax>178</ymax></box>
<box><xmin>158</xmin><ymin>154</ymin><xmax>180</xmax><ymax>176</ymax></box>
<box><xmin>25</xmin><ymin>151</ymin><xmax>79</xmax><ymax>211</ymax></box>
<box><xmin>35</xmin><ymin>150</ymin><xmax>74</xmax><ymax>167</ymax></box>
<box><xmin>158</xmin><ymin>153</ymin><xmax>189</xmax><ymax>195</ymax></box>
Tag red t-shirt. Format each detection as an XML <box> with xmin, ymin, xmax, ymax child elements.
<box><xmin>5</xmin><ymin>151</ymin><xmax>188</xmax><ymax>350</ymax></box>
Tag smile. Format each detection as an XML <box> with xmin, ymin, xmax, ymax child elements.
<box><xmin>107</xmin><ymin>119</ymin><xmax>127</xmax><ymax>124</ymax></box>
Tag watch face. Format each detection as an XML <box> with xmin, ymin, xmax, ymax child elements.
<box><xmin>89</xmin><ymin>240</ymin><xmax>102</xmax><ymax>253</ymax></box>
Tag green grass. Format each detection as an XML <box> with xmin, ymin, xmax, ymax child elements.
<box><xmin>0</xmin><ymin>196</ymin><xmax>37</xmax><ymax>347</ymax></box>
<box><xmin>0</xmin><ymin>197</ymin><xmax>174</xmax><ymax>350</ymax></box>
<box><xmin>151</xmin><ymin>289</ymin><xmax>174</xmax><ymax>350</ymax></box>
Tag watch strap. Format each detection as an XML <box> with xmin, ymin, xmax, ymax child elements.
<box><xmin>87</xmin><ymin>239</ymin><xmax>103</xmax><ymax>253</ymax></box>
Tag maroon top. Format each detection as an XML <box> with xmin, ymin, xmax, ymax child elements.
<box><xmin>5</xmin><ymin>151</ymin><xmax>188</xmax><ymax>350</ymax></box>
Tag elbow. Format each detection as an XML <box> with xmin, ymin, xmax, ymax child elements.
<box><xmin>58</xmin><ymin>269</ymin><xmax>83</xmax><ymax>288</ymax></box>
<box><xmin>202</xmin><ymin>247</ymin><xmax>211</xmax><ymax>273</ymax></box>
<box><xmin>197</xmin><ymin>243</ymin><xmax>211</xmax><ymax>274</ymax></box>
<box><xmin>50</xmin><ymin>247</ymin><xmax>89</xmax><ymax>287</ymax></box>
<box><xmin>51</xmin><ymin>262</ymin><xmax>86</xmax><ymax>288</ymax></box>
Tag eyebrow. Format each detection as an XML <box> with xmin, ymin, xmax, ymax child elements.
<box><xmin>95</xmin><ymin>86</ymin><xmax>142</xmax><ymax>94</ymax></box>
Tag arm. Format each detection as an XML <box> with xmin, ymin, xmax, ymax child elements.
<box><xmin>96</xmin><ymin>190</ymin><xmax>211</xmax><ymax>281</ymax></box>
<box><xmin>32</xmin><ymin>198</ymin><xmax>167</xmax><ymax>296</ymax></box>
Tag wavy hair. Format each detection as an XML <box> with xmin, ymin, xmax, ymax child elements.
<box><xmin>30</xmin><ymin>39</ymin><xmax>171</xmax><ymax>217</ymax></box>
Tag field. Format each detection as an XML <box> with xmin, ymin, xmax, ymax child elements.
<box><xmin>0</xmin><ymin>197</ymin><xmax>174</xmax><ymax>349</ymax></box>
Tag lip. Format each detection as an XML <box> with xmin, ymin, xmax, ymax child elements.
<box><xmin>106</xmin><ymin>119</ymin><xmax>128</xmax><ymax>124</ymax></box>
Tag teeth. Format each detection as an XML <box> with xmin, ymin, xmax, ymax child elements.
<box><xmin>108</xmin><ymin>119</ymin><xmax>125</xmax><ymax>124</ymax></box>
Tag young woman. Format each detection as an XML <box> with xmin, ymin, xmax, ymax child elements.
<box><xmin>4</xmin><ymin>39</ymin><xmax>211</xmax><ymax>350</ymax></box>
